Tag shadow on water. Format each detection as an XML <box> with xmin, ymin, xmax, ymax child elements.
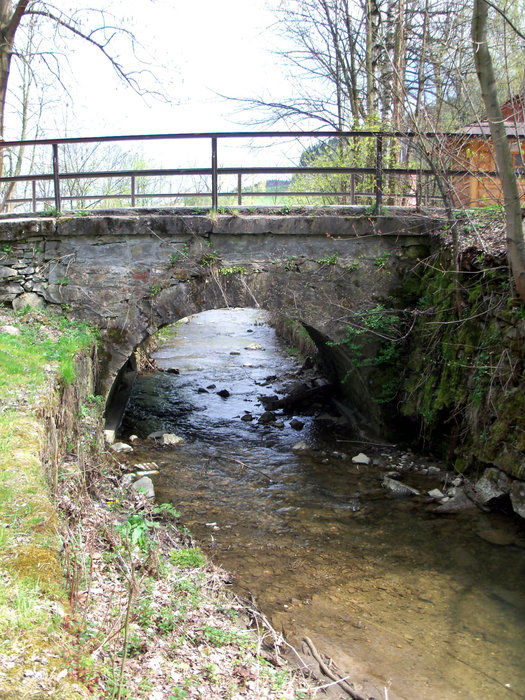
<box><xmin>119</xmin><ymin>308</ymin><xmax>525</xmax><ymax>700</ymax></box>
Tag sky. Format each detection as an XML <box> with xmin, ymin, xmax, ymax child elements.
<box><xmin>6</xmin><ymin>0</ymin><xmax>317</xmax><ymax>175</ymax></box>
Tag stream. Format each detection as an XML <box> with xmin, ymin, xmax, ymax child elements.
<box><xmin>118</xmin><ymin>308</ymin><xmax>525</xmax><ymax>700</ymax></box>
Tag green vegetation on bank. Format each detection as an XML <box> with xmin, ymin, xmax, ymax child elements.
<box><xmin>0</xmin><ymin>308</ymin><xmax>99</xmax><ymax>698</ymax></box>
<box><xmin>399</xmin><ymin>253</ymin><xmax>525</xmax><ymax>477</ymax></box>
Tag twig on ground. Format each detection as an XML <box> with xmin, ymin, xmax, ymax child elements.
<box><xmin>303</xmin><ymin>636</ymin><xmax>368</xmax><ymax>700</ymax></box>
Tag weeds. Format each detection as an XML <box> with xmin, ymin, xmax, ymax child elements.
<box><xmin>315</xmin><ymin>252</ymin><xmax>339</xmax><ymax>265</ymax></box>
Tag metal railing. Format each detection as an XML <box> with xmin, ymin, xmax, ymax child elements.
<box><xmin>0</xmin><ymin>130</ymin><xmax>503</xmax><ymax>214</ymax></box>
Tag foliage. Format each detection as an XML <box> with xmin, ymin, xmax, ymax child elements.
<box><xmin>315</xmin><ymin>252</ymin><xmax>339</xmax><ymax>265</ymax></box>
<box><xmin>116</xmin><ymin>514</ymin><xmax>160</xmax><ymax>552</ymax></box>
<box><xmin>330</xmin><ymin>303</ymin><xmax>407</xmax><ymax>403</ymax></box>
<box><xmin>218</xmin><ymin>265</ymin><xmax>246</xmax><ymax>276</ymax></box>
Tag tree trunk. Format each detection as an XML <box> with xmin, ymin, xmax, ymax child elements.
<box><xmin>472</xmin><ymin>0</ymin><xmax>525</xmax><ymax>303</ymax></box>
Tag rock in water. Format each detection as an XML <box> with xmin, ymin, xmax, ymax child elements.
<box><xmin>352</xmin><ymin>452</ymin><xmax>371</xmax><ymax>465</ymax></box>
<box><xmin>245</xmin><ymin>342</ymin><xmax>264</xmax><ymax>350</ymax></box>
<box><xmin>147</xmin><ymin>431</ymin><xmax>184</xmax><ymax>446</ymax></box>
<box><xmin>290</xmin><ymin>418</ymin><xmax>304</xmax><ymax>430</ymax></box>
<box><xmin>258</xmin><ymin>411</ymin><xmax>276</xmax><ymax>425</ymax></box>
<box><xmin>132</xmin><ymin>476</ymin><xmax>155</xmax><ymax>498</ymax></box>
<box><xmin>382</xmin><ymin>475</ymin><xmax>420</xmax><ymax>497</ymax></box>
<box><xmin>159</xmin><ymin>433</ymin><xmax>184</xmax><ymax>446</ymax></box>
<box><xmin>110</xmin><ymin>442</ymin><xmax>133</xmax><ymax>453</ymax></box>
<box><xmin>216</xmin><ymin>389</ymin><xmax>230</xmax><ymax>398</ymax></box>
<box><xmin>434</xmin><ymin>487</ymin><xmax>476</xmax><ymax>513</ymax></box>
<box><xmin>475</xmin><ymin>468</ymin><xmax>511</xmax><ymax>504</ymax></box>
<box><xmin>292</xmin><ymin>440</ymin><xmax>309</xmax><ymax>451</ymax></box>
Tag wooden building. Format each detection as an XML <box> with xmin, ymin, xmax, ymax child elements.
<box><xmin>450</xmin><ymin>93</ymin><xmax>525</xmax><ymax>208</ymax></box>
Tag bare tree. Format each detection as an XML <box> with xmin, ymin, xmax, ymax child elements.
<box><xmin>0</xmin><ymin>2</ymin><xmax>147</xmax><ymax>150</ymax></box>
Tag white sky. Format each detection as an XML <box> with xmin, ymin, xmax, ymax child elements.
<box><xmin>6</xmin><ymin>0</ymin><xmax>318</xmax><ymax>173</ymax></box>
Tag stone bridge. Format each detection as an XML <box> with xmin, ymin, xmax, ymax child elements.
<box><xmin>0</xmin><ymin>209</ymin><xmax>439</xmax><ymax>425</ymax></box>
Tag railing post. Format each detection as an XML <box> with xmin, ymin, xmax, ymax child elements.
<box><xmin>32</xmin><ymin>180</ymin><xmax>37</xmax><ymax>212</ymax></box>
<box><xmin>237</xmin><ymin>173</ymin><xmax>242</xmax><ymax>206</ymax></box>
<box><xmin>131</xmin><ymin>175</ymin><xmax>136</xmax><ymax>207</ymax></box>
<box><xmin>374</xmin><ymin>134</ymin><xmax>383</xmax><ymax>213</ymax></box>
<box><xmin>52</xmin><ymin>143</ymin><xmax>61</xmax><ymax>214</ymax></box>
<box><xmin>350</xmin><ymin>173</ymin><xmax>356</xmax><ymax>205</ymax></box>
<box><xmin>211</xmin><ymin>136</ymin><xmax>218</xmax><ymax>211</ymax></box>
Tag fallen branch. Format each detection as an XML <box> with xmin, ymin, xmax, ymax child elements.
<box><xmin>224</xmin><ymin>457</ymin><xmax>275</xmax><ymax>484</ymax></box>
<box><xmin>303</xmin><ymin>636</ymin><xmax>368</xmax><ymax>700</ymax></box>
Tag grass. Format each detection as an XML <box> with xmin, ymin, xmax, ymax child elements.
<box><xmin>0</xmin><ymin>308</ymin><xmax>99</xmax><ymax>697</ymax></box>
<box><xmin>0</xmin><ymin>309</ymin><xmax>97</xmax><ymax>398</ymax></box>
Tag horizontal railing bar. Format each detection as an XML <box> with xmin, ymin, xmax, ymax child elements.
<box><xmin>5</xmin><ymin>189</ymin><xmax>445</xmax><ymax>206</ymax></box>
<box><xmin>0</xmin><ymin>165</ymin><xmax>489</xmax><ymax>185</ymax></box>
<box><xmin>1</xmin><ymin>130</ymin><xmax>524</xmax><ymax>149</ymax></box>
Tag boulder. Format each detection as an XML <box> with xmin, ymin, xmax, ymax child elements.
<box><xmin>475</xmin><ymin>468</ymin><xmax>511</xmax><ymax>504</ymax></box>
<box><xmin>132</xmin><ymin>476</ymin><xmax>155</xmax><ymax>498</ymax></box>
<box><xmin>510</xmin><ymin>480</ymin><xmax>525</xmax><ymax>519</ymax></box>
<box><xmin>352</xmin><ymin>452</ymin><xmax>371</xmax><ymax>465</ymax></box>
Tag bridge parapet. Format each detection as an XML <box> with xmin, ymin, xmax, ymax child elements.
<box><xmin>0</xmin><ymin>211</ymin><xmax>439</xmax><ymax>417</ymax></box>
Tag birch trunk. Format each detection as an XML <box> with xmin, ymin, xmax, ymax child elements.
<box><xmin>472</xmin><ymin>0</ymin><xmax>525</xmax><ymax>303</ymax></box>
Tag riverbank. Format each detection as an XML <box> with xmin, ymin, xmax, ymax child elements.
<box><xmin>0</xmin><ymin>308</ymin><xmax>311</xmax><ymax>699</ymax></box>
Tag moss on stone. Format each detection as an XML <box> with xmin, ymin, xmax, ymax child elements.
<box><xmin>398</xmin><ymin>254</ymin><xmax>525</xmax><ymax>477</ymax></box>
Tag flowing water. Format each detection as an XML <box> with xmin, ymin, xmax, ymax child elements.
<box><xmin>119</xmin><ymin>308</ymin><xmax>525</xmax><ymax>700</ymax></box>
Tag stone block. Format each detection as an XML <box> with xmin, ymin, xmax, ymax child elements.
<box><xmin>12</xmin><ymin>292</ymin><xmax>45</xmax><ymax>312</ymax></box>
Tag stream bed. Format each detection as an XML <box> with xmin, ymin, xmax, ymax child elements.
<box><xmin>119</xmin><ymin>308</ymin><xmax>525</xmax><ymax>700</ymax></box>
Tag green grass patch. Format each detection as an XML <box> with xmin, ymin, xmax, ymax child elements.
<box><xmin>0</xmin><ymin>310</ymin><xmax>97</xmax><ymax>396</ymax></box>
<box><xmin>170</xmin><ymin>547</ymin><xmax>206</xmax><ymax>568</ymax></box>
